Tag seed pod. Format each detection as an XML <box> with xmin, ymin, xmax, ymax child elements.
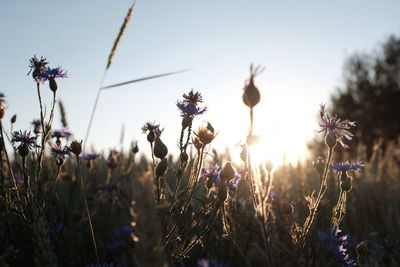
<box><xmin>155</xmin><ymin>158</ymin><xmax>168</xmax><ymax>177</ymax></box>
<box><xmin>56</xmin><ymin>157</ymin><xmax>64</xmax><ymax>167</ymax></box>
<box><xmin>69</xmin><ymin>140</ymin><xmax>82</xmax><ymax>156</ymax></box>
<box><xmin>340</xmin><ymin>177</ymin><xmax>352</xmax><ymax>192</ymax></box>
<box><xmin>220</xmin><ymin>162</ymin><xmax>235</xmax><ymax>181</ymax></box>
<box><xmin>147</xmin><ymin>131</ymin><xmax>155</xmax><ymax>143</ymax></box>
<box><xmin>154</xmin><ymin>137</ymin><xmax>168</xmax><ymax>159</ymax></box>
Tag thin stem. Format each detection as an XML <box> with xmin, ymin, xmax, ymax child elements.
<box><xmin>76</xmin><ymin>155</ymin><xmax>99</xmax><ymax>263</ymax></box>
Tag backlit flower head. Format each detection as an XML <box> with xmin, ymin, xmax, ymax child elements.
<box><xmin>201</xmin><ymin>164</ymin><xmax>221</xmax><ymax>187</ymax></box>
<box><xmin>142</xmin><ymin>121</ymin><xmax>162</xmax><ymax>143</ymax></box>
<box><xmin>51</xmin><ymin>143</ymin><xmax>71</xmax><ymax>158</ymax></box>
<box><xmin>28</xmin><ymin>55</ymin><xmax>49</xmax><ymax>82</ymax></box>
<box><xmin>182</xmin><ymin>89</ymin><xmax>203</xmax><ymax>105</ymax></box>
<box><xmin>194</xmin><ymin>124</ymin><xmax>217</xmax><ymax>146</ymax></box>
<box><xmin>318</xmin><ymin>104</ymin><xmax>356</xmax><ymax>149</ymax></box>
<box><xmin>176</xmin><ymin>101</ymin><xmax>207</xmax><ymax>118</ymax></box>
<box><xmin>330</xmin><ymin>161</ymin><xmax>364</xmax><ymax>172</ymax></box>
<box><xmin>39</xmin><ymin>67</ymin><xmax>68</xmax><ymax>81</ymax></box>
<box><xmin>11</xmin><ymin>130</ymin><xmax>39</xmax><ymax>150</ymax></box>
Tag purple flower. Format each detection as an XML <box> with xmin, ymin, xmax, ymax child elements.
<box><xmin>197</xmin><ymin>259</ymin><xmax>227</xmax><ymax>267</ymax></box>
<box><xmin>330</xmin><ymin>161</ymin><xmax>364</xmax><ymax>172</ymax></box>
<box><xmin>318</xmin><ymin>227</ymin><xmax>357</xmax><ymax>266</ymax></box>
<box><xmin>228</xmin><ymin>173</ymin><xmax>242</xmax><ymax>191</ymax></box>
<box><xmin>80</xmin><ymin>152</ymin><xmax>100</xmax><ymax>160</ymax></box>
<box><xmin>38</xmin><ymin>66</ymin><xmax>68</xmax><ymax>81</ymax></box>
<box><xmin>177</xmin><ymin>101</ymin><xmax>207</xmax><ymax>118</ymax></box>
<box><xmin>28</xmin><ymin>55</ymin><xmax>49</xmax><ymax>82</ymax></box>
<box><xmin>51</xmin><ymin>128</ymin><xmax>73</xmax><ymax>139</ymax></box>
<box><xmin>318</xmin><ymin>104</ymin><xmax>356</xmax><ymax>149</ymax></box>
<box><xmin>201</xmin><ymin>164</ymin><xmax>221</xmax><ymax>186</ymax></box>
<box><xmin>11</xmin><ymin>130</ymin><xmax>39</xmax><ymax>150</ymax></box>
<box><xmin>51</xmin><ymin>143</ymin><xmax>71</xmax><ymax>158</ymax></box>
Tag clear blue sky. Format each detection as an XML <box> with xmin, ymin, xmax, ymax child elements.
<box><xmin>1</xmin><ymin>1</ymin><xmax>400</xmax><ymax>163</ymax></box>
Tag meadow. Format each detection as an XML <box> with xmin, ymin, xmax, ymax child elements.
<box><xmin>0</xmin><ymin>55</ymin><xmax>399</xmax><ymax>267</ymax></box>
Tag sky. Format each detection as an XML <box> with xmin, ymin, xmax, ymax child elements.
<box><xmin>1</xmin><ymin>0</ymin><xmax>400</xmax><ymax>166</ymax></box>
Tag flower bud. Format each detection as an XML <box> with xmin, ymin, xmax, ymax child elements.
<box><xmin>243</xmin><ymin>77</ymin><xmax>260</xmax><ymax>108</ymax></box>
<box><xmin>49</xmin><ymin>77</ymin><xmax>58</xmax><ymax>92</ymax></box>
<box><xmin>155</xmin><ymin>158</ymin><xmax>168</xmax><ymax>177</ymax></box>
<box><xmin>220</xmin><ymin>162</ymin><xmax>235</xmax><ymax>181</ymax></box>
<box><xmin>340</xmin><ymin>176</ymin><xmax>352</xmax><ymax>192</ymax></box>
<box><xmin>10</xmin><ymin>114</ymin><xmax>17</xmax><ymax>124</ymax></box>
<box><xmin>147</xmin><ymin>131</ymin><xmax>155</xmax><ymax>143</ymax></box>
<box><xmin>154</xmin><ymin>137</ymin><xmax>168</xmax><ymax>159</ymax></box>
<box><xmin>68</xmin><ymin>140</ymin><xmax>82</xmax><ymax>156</ymax></box>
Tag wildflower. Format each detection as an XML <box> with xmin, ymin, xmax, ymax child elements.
<box><xmin>68</xmin><ymin>140</ymin><xmax>82</xmax><ymax>156</ymax></box>
<box><xmin>318</xmin><ymin>104</ymin><xmax>356</xmax><ymax>149</ymax></box>
<box><xmin>183</xmin><ymin>89</ymin><xmax>203</xmax><ymax>105</ymax></box>
<box><xmin>192</xmin><ymin>137</ymin><xmax>203</xmax><ymax>150</ymax></box>
<box><xmin>51</xmin><ymin>128</ymin><xmax>73</xmax><ymax>139</ymax></box>
<box><xmin>176</xmin><ymin>101</ymin><xmax>207</xmax><ymax>119</ymax></box>
<box><xmin>194</xmin><ymin>124</ymin><xmax>217</xmax><ymax>147</ymax></box>
<box><xmin>318</xmin><ymin>227</ymin><xmax>357</xmax><ymax>266</ymax></box>
<box><xmin>113</xmin><ymin>224</ymin><xmax>135</xmax><ymax>237</ymax></box>
<box><xmin>31</xmin><ymin>119</ymin><xmax>42</xmax><ymax>134</ymax></box>
<box><xmin>330</xmin><ymin>161</ymin><xmax>364</xmax><ymax>172</ymax></box>
<box><xmin>228</xmin><ymin>173</ymin><xmax>241</xmax><ymax>191</ymax></box>
<box><xmin>202</xmin><ymin>164</ymin><xmax>221</xmax><ymax>188</ymax></box>
<box><xmin>39</xmin><ymin>66</ymin><xmax>68</xmax><ymax>92</ymax></box>
<box><xmin>154</xmin><ymin>130</ymin><xmax>168</xmax><ymax>159</ymax></box>
<box><xmin>243</xmin><ymin>64</ymin><xmax>264</xmax><ymax>108</ymax></box>
<box><xmin>142</xmin><ymin>121</ymin><xmax>160</xmax><ymax>143</ymax></box>
<box><xmin>28</xmin><ymin>55</ymin><xmax>49</xmax><ymax>82</ymax></box>
<box><xmin>80</xmin><ymin>152</ymin><xmax>100</xmax><ymax>161</ymax></box>
<box><xmin>11</xmin><ymin>130</ymin><xmax>39</xmax><ymax>156</ymax></box>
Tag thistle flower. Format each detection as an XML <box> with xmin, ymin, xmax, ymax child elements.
<box><xmin>330</xmin><ymin>161</ymin><xmax>364</xmax><ymax>172</ymax></box>
<box><xmin>28</xmin><ymin>55</ymin><xmax>49</xmax><ymax>82</ymax></box>
<box><xmin>194</xmin><ymin>124</ymin><xmax>217</xmax><ymax>147</ymax></box>
<box><xmin>318</xmin><ymin>104</ymin><xmax>356</xmax><ymax>149</ymax></box>
<box><xmin>39</xmin><ymin>67</ymin><xmax>68</xmax><ymax>92</ymax></box>
<box><xmin>176</xmin><ymin>101</ymin><xmax>207</xmax><ymax>118</ymax></box>
<box><xmin>11</xmin><ymin>130</ymin><xmax>39</xmax><ymax>150</ymax></box>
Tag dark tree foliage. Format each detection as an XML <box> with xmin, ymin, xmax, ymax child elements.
<box><xmin>331</xmin><ymin>34</ymin><xmax>400</xmax><ymax>158</ymax></box>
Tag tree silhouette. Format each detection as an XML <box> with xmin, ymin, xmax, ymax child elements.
<box><xmin>331</xmin><ymin>35</ymin><xmax>400</xmax><ymax>158</ymax></box>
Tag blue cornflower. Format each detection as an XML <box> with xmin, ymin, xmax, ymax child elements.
<box><xmin>201</xmin><ymin>164</ymin><xmax>221</xmax><ymax>187</ymax></box>
<box><xmin>228</xmin><ymin>173</ymin><xmax>242</xmax><ymax>191</ymax></box>
<box><xmin>318</xmin><ymin>227</ymin><xmax>357</xmax><ymax>267</ymax></box>
<box><xmin>11</xmin><ymin>130</ymin><xmax>39</xmax><ymax>150</ymax></box>
<box><xmin>319</xmin><ymin>104</ymin><xmax>356</xmax><ymax>149</ymax></box>
<box><xmin>51</xmin><ymin>143</ymin><xmax>71</xmax><ymax>158</ymax></box>
<box><xmin>330</xmin><ymin>161</ymin><xmax>364</xmax><ymax>172</ymax></box>
<box><xmin>80</xmin><ymin>152</ymin><xmax>100</xmax><ymax>160</ymax></box>
<box><xmin>176</xmin><ymin>101</ymin><xmax>207</xmax><ymax>118</ymax></box>
<box><xmin>106</xmin><ymin>240</ymin><xmax>126</xmax><ymax>250</ymax></box>
<box><xmin>51</xmin><ymin>128</ymin><xmax>73</xmax><ymax>139</ymax></box>
<box><xmin>28</xmin><ymin>55</ymin><xmax>49</xmax><ymax>82</ymax></box>
<box><xmin>113</xmin><ymin>225</ymin><xmax>135</xmax><ymax>237</ymax></box>
<box><xmin>39</xmin><ymin>66</ymin><xmax>68</xmax><ymax>81</ymax></box>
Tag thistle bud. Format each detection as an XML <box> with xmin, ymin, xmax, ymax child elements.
<box><xmin>340</xmin><ymin>176</ymin><xmax>352</xmax><ymax>192</ymax></box>
<box><xmin>18</xmin><ymin>143</ymin><xmax>29</xmax><ymax>157</ymax></box>
<box><xmin>154</xmin><ymin>137</ymin><xmax>168</xmax><ymax>159</ymax></box>
<box><xmin>49</xmin><ymin>76</ymin><xmax>58</xmax><ymax>92</ymax></box>
<box><xmin>68</xmin><ymin>140</ymin><xmax>82</xmax><ymax>156</ymax></box>
<box><xmin>10</xmin><ymin>114</ymin><xmax>17</xmax><ymax>124</ymax></box>
<box><xmin>243</xmin><ymin>76</ymin><xmax>261</xmax><ymax>108</ymax></box>
<box><xmin>155</xmin><ymin>158</ymin><xmax>168</xmax><ymax>177</ymax></box>
<box><xmin>220</xmin><ymin>162</ymin><xmax>235</xmax><ymax>181</ymax></box>
<box><xmin>147</xmin><ymin>131</ymin><xmax>155</xmax><ymax>143</ymax></box>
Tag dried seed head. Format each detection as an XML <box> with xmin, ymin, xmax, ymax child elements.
<box><xmin>240</xmin><ymin>144</ymin><xmax>247</xmax><ymax>162</ymax></box>
<box><xmin>192</xmin><ymin>137</ymin><xmax>203</xmax><ymax>151</ymax></box>
<box><xmin>194</xmin><ymin>125</ymin><xmax>217</xmax><ymax>147</ymax></box>
<box><xmin>206</xmin><ymin>177</ymin><xmax>213</xmax><ymax>189</ymax></box>
<box><xmin>68</xmin><ymin>140</ymin><xmax>82</xmax><ymax>156</ymax></box>
<box><xmin>220</xmin><ymin>162</ymin><xmax>235</xmax><ymax>181</ymax></box>
<box><xmin>154</xmin><ymin>137</ymin><xmax>168</xmax><ymax>159</ymax></box>
<box><xmin>107</xmin><ymin>150</ymin><xmax>119</xmax><ymax>169</ymax></box>
<box><xmin>155</xmin><ymin>158</ymin><xmax>168</xmax><ymax>177</ymax></box>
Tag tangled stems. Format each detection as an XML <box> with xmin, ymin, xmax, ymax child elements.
<box><xmin>75</xmin><ymin>155</ymin><xmax>99</xmax><ymax>264</ymax></box>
